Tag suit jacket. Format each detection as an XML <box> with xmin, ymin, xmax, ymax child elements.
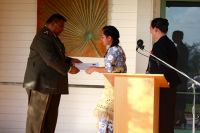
<box><xmin>146</xmin><ymin>35</ymin><xmax>180</xmax><ymax>87</ymax></box>
<box><xmin>23</xmin><ymin>26</ymin><xmax>71</xmax><ymax>94</ymax></box>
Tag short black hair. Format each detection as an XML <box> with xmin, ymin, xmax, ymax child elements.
<box><xmin>46</xmin><ymin>13</ymin><xmax>67</xmax><ymax>24</ymax></box>
<box><xmin>151</xmin><ymin>18</ymin><xmax>169</xmax><ymax>33</ymax></box>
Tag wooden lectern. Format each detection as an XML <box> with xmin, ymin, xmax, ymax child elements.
<box><xmin>103</xmin><ymin>73</ymin><xmax>169</xmax><ymax>133</ymax></box>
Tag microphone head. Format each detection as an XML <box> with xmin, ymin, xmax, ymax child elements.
<box><xmin>137</xmin><ymin>39</ymin><xmax>144</xmax><ymax>50</ymax></box>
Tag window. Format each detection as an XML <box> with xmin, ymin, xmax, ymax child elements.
<box><xmin>166</xmin><ymin>1</ymin><xmax>200</xmax><ymax>131</ymax></box>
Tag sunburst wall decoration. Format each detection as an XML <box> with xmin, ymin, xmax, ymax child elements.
<box><xmin>37</xmin><ymin>0</ymin><xmax>108</xmax><ymax>57</ymax></box>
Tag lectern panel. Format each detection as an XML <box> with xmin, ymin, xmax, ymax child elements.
<box><xmin>114</xmin><ymin>77</ymin><xmax>155</xmax><ymax>133</ymax></box>
<box><xmin>103</xmin><ymin>73</ymin><xmax>168</xmax><ymax>133</ymax></box>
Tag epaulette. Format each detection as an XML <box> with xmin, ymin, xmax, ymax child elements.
<box><xmin>42</xmin><ymin>29</ymin><xmax>54</xmax><ymax>37</ymax></box>
<box><xmin>43</xmin><ymin>30</ymin><xmax>49</xmax><ymax>35</ymax></box>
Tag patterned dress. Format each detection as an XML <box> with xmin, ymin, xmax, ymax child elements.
<box><xmin>94</xmin><ymin>45</ymin><xmax>127</xmax><ymax>133</ymax></box>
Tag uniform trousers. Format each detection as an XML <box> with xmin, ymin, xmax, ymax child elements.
<box><xmin>26</xmin><ymin>89</ymin><xmax>61</xmax><ymax>133</ymax></box>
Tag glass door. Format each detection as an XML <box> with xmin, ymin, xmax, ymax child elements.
<box><xmin>165</xmin><ymin>1</ymin><xmax>200</xmax><ymax>132</ymax></box>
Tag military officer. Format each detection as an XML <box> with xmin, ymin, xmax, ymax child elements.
<box><xmin>23</xmin><ymin>13</ymin><xmax>81</xmax><ymax>133</ymax></box>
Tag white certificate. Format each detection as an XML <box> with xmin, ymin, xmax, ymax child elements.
<box><xmin>75</xmin><ymin>63</ymin><xmax>99</xmax><ymax>70</ymax></box>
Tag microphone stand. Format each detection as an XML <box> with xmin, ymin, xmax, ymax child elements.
<box><xmin>137</xmin><ymin>48</ymin><xmax>200</xmax><ymax>133</ymax></box>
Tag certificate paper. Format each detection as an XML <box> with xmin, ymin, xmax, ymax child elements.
<box><xmin>75</xmin><ymin>63</ymin><xmax>99</xmax><ymax>70</ymax></box>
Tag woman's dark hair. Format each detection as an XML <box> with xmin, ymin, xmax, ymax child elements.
<box><xmin>46</xmin><ymin>13</ymin><xmax>67</xmax><ymax>24</ymax></box>
<box><xmin>151</xmin><ymin>18</ymin><xmax>169</xmax><ymax>33</ymax></box>
<box><xmin>102</xmin><ymin>25</ymin><xmax>120</xmax><ymax>47</ymax></box>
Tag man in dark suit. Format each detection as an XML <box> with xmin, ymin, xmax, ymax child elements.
<box><xmin>23</xmin><ymin>13</ymin><xmax>81</xmax><ymax>133</ymax></box>
<box><xmin>146</xmin><ymin>18</ymin><xmax>180</xmax><ymax>133</ymax></box>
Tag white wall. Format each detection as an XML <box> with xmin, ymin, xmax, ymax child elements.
<box><xmin>0</xmin><ymin>0</ymin><xmax>141</xmax><ymax>132</ymax></box>
<box><xmin>136</xmin><ymin>0</ymin><xmax>163</xmax><ymax>73</ymax></box>
<box><xmin>0</xmin><ymin>0</ymin><xmax>36</xmax><ymax>82</ymax></box>
<box><xmin>136</xmin><ymin>0</ymin><xmax>153</xmax><ymax>73</ymax></box>
<box><xmin>108</xmin><ymin>0</ymin><xmax>137</xmax><ymax>73</ymax></box>
<box><xmin>0</xmin><ymin>85</ymin><xmax>102</xmax><ymax>133</ymax></box>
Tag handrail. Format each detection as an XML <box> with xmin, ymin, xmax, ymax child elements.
<box><xmin>0</xmin><ymin>82</ymin><xmax>104</xmax><ymax>88</ymax></box>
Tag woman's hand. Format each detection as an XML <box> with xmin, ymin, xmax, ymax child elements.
<box><xmin>85</xmin><ymin>66</ymin><xmax>96</xmax><ymax>74</ymax></box>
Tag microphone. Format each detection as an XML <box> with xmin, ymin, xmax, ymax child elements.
<box><xmin>136</xmin><ymin>39</ymin><xmax>149</xmax><ymax>58</ymax></box>
<box><xmin>136</xmin><ymin>39</ymin><xmax>200</xmax><ymax>87</ymax></box>
<box><xmin>136</xmin><ymin>39</ymin><xmax>144</xmax><ymax>51</ymax></box>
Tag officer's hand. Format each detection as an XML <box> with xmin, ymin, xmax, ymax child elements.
<box><xmin>71</xmin><ymin>58</ymin><xmax>82</xmax><ymax>65</ymax></box>
<box><xmin>68</xmin><ymin>66</ymin><xmax>80</xmax><ymax>74</ymax></box>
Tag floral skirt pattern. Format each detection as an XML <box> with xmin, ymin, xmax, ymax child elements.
<box><xmin>98</xmin><ymin>118</ymin><xmax>113</xmax><ymax>133</ymax></box>
<box><xmin>94</xmin><ymin>77</ymin><xmax>114</xmax><ymax>133</ymax></box>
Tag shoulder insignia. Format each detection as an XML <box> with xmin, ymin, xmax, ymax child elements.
<box><xmin>41</xmin><ymin>27</ymin><xmax>54</xmax><ymax>36</ymax></box>
<box><xmin>43</xmin><ymin>30</ymin><xmax>49</xmax><ymax>35</ymax></box>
